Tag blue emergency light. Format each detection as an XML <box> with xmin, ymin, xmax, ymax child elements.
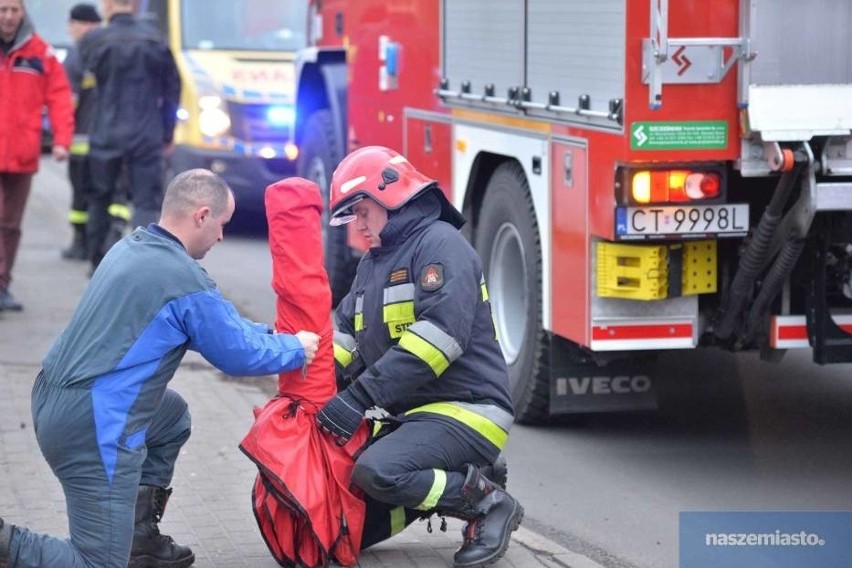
<box><xmin>266</xmin><ymin>106</ymin><xmax>295</xmax><ymax>127</ymax></box>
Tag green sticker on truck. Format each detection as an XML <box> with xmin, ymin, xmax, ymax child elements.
<box><xmin>630</xmin><ymin>121</ymin><xmax>728</xmax><ymax>150</ymax></box>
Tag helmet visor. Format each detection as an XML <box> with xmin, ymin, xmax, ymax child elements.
<box><xmin>329</xmin><ymin>196</ymin><xmax>364</xmax><ymax>226</ymax></box>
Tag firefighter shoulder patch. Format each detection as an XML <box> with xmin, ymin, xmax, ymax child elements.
<box><xmin>388</xmin><ymin>268</ymin><xmax>409</xmax><ymax>285</ymax></box>
<box><xmin>420</xmin><ymin>264</ymin><xmax>444</xmax><ymax>292</ymax></box>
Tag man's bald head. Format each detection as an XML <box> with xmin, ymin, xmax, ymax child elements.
<box><xmin>162</xmin><ymin>169</ymin><xmax>232</xmax><ymax>219</ymax></box>
<box><xmin>158</xmin><ymin>169</ymin><xmax>235</xmax><ymax>259</ymax></box>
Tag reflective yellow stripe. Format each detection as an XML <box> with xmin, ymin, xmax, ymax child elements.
<box><xmin>415</xmin><ymin>469</ymin><xmax>446</xmax><ymax>511</ymax></box>
<box><xmin>70</xmin><ymin>140</ymin><xmax>90</xmax><ymax>155</ymax></box>
<box><xmin>372</xmin><ymin>421</ymin><xmax>384</xmax><ymax>438</ymax></box>
<box><xmin>398</xmin><ymin>332</ymin><xmax>450</xmax><ymax>376</ymax></box>
<box><xmin>390</xmin><ymin>506</ymin><xmax>406</xmax><ymax>535</ymax></box>
<box><xmin>68</xmin><ymin>209</ymin><xmax>88</xmax><ymax>224</ymax></box>
<box><xmin>81</xmin><ymin>71</ymin><xmax>96</xmax><ymax>90</ymax></box>
<box><xmin>108</xmin><ymin>203</ymin><xmax>131</xmax><ymax>220</ymax></box>
<box><xmin>406</xmin><ymin>402</ymin><xmax>509</xmax><ymax>450</ymax></box>
<box><xmin>333</xmin><ymin>342</ymin><xmax>354</xmax><ymax>367</ymax></box>
<box><xmin>384</xmin><ymin>301</ymin><xmax>415</xmax><ymax>339</ymax></box>
<box><xmin>482</xmin><ymin>276</ymin><xmax>497</xmax><ymax>340</ymax></box>
<box><xmin>354</xmin><ymin>295</ymin><xmax>365</xmax><ymax>331</ymax></box>
<box><xmin>383</xmin><ymin>301</ymin><xmax>414</xmax><ymax>321</ymax></box>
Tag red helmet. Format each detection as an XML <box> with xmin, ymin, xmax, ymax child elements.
<box><xmin>329</xmin><ymin>146</ymin><xmax>437</xmax><ymax>226</ymax></box>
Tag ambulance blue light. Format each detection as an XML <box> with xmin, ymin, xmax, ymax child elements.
<box><xmin>267</xmin><ymin>106</ymin><xmax>295</xmax><ymax>126</ymax></box>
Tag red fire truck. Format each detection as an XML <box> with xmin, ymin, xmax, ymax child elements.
<box><xmin>293</xmin><ymin>0</ymin><xmax>852</xmax><ymax>422</ymax></box>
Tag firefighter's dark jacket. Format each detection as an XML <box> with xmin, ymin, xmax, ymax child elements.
<box><xmin>64</xmin><ymin>45</ymin><xmax>96</xmax><ymax>138</ymax></box>
<box><xmin>79</xmin><ymin>13</ymin><xmax>180</xmax><ymax>154</ymax></box>
<box><xmin>335</xmin><ymin>190</ymin><xmax>514</xmax><ymax>421</ymax></box>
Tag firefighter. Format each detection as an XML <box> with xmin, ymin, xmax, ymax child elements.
<box><xmin>79</xmin><ymin>0</ymin><xmax>180</xmax><ymax>272</ymax></box>
<box><xmin>318</xmin><ymin>146</ymin><xmax>524</xmax><ymax>568</ymax></box>
<box><xmin>61</xmin><ymin>3</ymin><xmax>101</xmax><ymax>260</ymax></box>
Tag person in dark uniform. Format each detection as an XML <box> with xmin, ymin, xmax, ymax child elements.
<box><xmin>60</xmin><ymin>3</ymin><xmax>101</xmax><ymax>260</ymax></box>
<box><xmin>79</xmin><ymin>0</ymin><xmax>180</xmax><ymax>272</ymax></box>
<box><xmin>317</xmin><ymin>146</ymin><xmax>524</xmax><ymax>568</ymax></box>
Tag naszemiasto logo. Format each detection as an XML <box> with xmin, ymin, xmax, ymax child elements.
<box><xmin>705</xmin><ymin>531</ymin><xmax>827</xmax><ymax>547</ymax></box>
<box><xmin>565</xmin><ymin>375</ymin><xmax>652</xmax><ymax>395</ymax></box>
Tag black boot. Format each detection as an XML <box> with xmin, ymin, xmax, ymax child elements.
<box><xmin>479</xmin><ymin>453</ymin><xmax>508</xmax><ymax>490</ymax></box>
<box><xmin>452</xmin><ymin>465</ymin><xmax>524</xmax><ymax>568</ymax></box>
<box><xmin>129</xmin><ymin>486</ymin><xmax>195</xmax><ymax>568</ymax></box>
<box><xmin>61</xmin><ymin>224</ymin><xmax>88</xmax><ymax>260</ymax></box>
<box><xmin>0</xmin><ymin>516</ymin><xmax>12</xmax><ymax>568</ymax></box>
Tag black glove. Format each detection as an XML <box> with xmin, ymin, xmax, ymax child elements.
<box><xmin>317</xmin><ymin>381</ymin><xmax>373</xmax><ymax>445</ymax></box>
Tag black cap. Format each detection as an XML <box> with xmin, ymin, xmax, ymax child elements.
<box><xmin>69</xmin><ymin>3</ymin><xmax>102</xmax><ymax>23</ymax></box>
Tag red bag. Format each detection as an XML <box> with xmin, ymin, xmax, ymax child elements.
<box><xmin>240</xmin><ymin>178</ymin><xmax>369</xmax><ymax>567</ymax></box>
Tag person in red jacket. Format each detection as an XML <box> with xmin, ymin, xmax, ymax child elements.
<box><xmin>0</xmin><ymin>0</ymin><xmax>74</xmax><ymax>312</ymax></box>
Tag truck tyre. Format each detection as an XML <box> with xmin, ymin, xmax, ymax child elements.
<box><xmin>297</xmin><ymin>110</ymin><xmax>357</xmax><ymax>306</ymax></box>
<box><xmin>475</xmin><ymin>162</ymin><xmax>550</xmax><ymax>424</ymax></box>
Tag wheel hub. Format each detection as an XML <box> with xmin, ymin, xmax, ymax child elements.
<box><xmin>489</xmin><ymin>222</ymin><xmax>528</xmax><ymax>365</ymax></box>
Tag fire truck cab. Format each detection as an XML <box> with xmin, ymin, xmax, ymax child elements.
<box><xmin>295</xmin><ymin>0</ymin><xmax>852</xmax><ymax>423</ymax></box>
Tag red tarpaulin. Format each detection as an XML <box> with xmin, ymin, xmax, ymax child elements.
<box><xmin>239</xmin><ymin>177</ymin><xmax>369</xmax><ymax>567</ymax></box>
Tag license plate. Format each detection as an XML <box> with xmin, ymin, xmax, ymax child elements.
<box><xmin>615</xmin><ymin>204</ymin><xmax>749</xmax><ymax>239</ymax></box>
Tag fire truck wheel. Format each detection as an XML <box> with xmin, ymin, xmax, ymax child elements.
<box><xmin>297</xmin><ymin>110</ymin><xmax>357</xmax><ymax>307</ymax></box>
<box><xmin>475</xmin><ymin>161</ymin><xmax>550</xmax><ymax>424</ymax></box>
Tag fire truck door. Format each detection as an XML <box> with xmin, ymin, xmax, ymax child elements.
<box><xmin>551</xmin><ymin>139</ymin><xmax>589</xmax><ymax>347</ymax></box>
<box><xmin>404</xmin><ymin>111</ymin><xmax>453</xmax><ymax>201</ymax></box>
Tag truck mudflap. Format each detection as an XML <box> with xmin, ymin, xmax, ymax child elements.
<box><xmin>548</xmin><ymin>335</ymin><xmax>658</xmax><ymax>414</ymax></box>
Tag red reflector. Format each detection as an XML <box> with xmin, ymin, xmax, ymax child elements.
<box><xmin>700</xmin><ymin>173</ymin><xmax>721</xmax><ymax>198</ymax></box>
<box><xmin>684</xmin><ymin>173</ymin><xmax>721</xmax><ymax>200</ymax></box>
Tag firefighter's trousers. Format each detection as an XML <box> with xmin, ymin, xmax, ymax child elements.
<box><xmin>87</xmin><ymin>148</ymin><xmax>164</xmax><ymax>264</ymax></box>
<box><xmin>354</xmin><ymin>414</ymin><xmax>500</xmax><ymax>549</ymax></box>
<box><xmin>67</xmin><ymin>154</ymin><xmax>91</xmax><ymax>224</ymax></box>
<box><xmin>7</xmin><ymin>374</ymin><xmax>191</xmax><ymax>568</ymax></box>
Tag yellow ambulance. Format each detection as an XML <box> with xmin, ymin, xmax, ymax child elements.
<box><xmin>140</xmin><ymin>0</ymin><xmax>305</xmax><ymax>220</ymax></box>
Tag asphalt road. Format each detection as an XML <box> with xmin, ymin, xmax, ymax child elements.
<box><xmin>30</xmin><ymin>160</ymin><xmax>852</xmax><ymax>568</ymax></box>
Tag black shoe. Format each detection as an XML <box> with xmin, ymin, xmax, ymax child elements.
<box><xmin>129</xmin><ymin>486</ymin><xmax>195</xmax><ymax>568</ymax></box>
<box><xmin>0</xmin><ymin>289</ymin><xmax>22</xmax><ymax>312</ymax></box>
<box><xmin>452</xmin><ymin>465</ymin><xmax>524</xmax><ymax>568</ymax></box>
<box><xmin>61</xmin><ymin>226</ymin><xmax>88</xmax><ymax>261</ymax></box>
<box><xmin>61</xmin><ymin>240</ymin><xmax>87</xmax><ymax>260</ymax></box>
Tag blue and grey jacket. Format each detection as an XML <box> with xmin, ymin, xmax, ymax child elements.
<box><xmin>41</xmin><ymin>225</ymin><xmax>304</xmax><ymax>476</ymax></box>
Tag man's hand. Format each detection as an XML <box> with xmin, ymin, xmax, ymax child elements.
<box><xmin>295</xmin><ymin>331</ymin><xmax>320</xmax><ymax>365</ymax></box>
<box><xmin>317</xmin><ymin>381</ymin><xmax>373</xmax><ymax>445</ymax></box>
<box><xmin>52</xmin><ymin>145</ymin><xmax>69</xmax><ymax>162</ymax></box>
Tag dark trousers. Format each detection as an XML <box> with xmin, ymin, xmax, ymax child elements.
<box><xmin>8</xmin><ymin>376</ymin><xmax>192</xmax><ymax>568</ymax></box>
<box><xmin>87</xmin><ymin>148</ymin><xmax>163</xmax><ymax>264</ymax></box>
<box><xmin>0</xmin><ymin>172</ymin><xmax>34</xmax><ymax>290</ymax></box>
<box><xmin>353</xmin><ymin>415</ymin><xmax>500</xmax><ymax>549</ymax></box>
<box><xmin>67</xmin><ymin>155</ymin><xmax>91</xmax><ymax>224</ymax></box>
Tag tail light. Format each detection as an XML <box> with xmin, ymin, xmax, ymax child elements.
<box><xmin>630</xmin><ymin>170</ymin><xmax>721</xmax><ymax>204</ymax></box>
